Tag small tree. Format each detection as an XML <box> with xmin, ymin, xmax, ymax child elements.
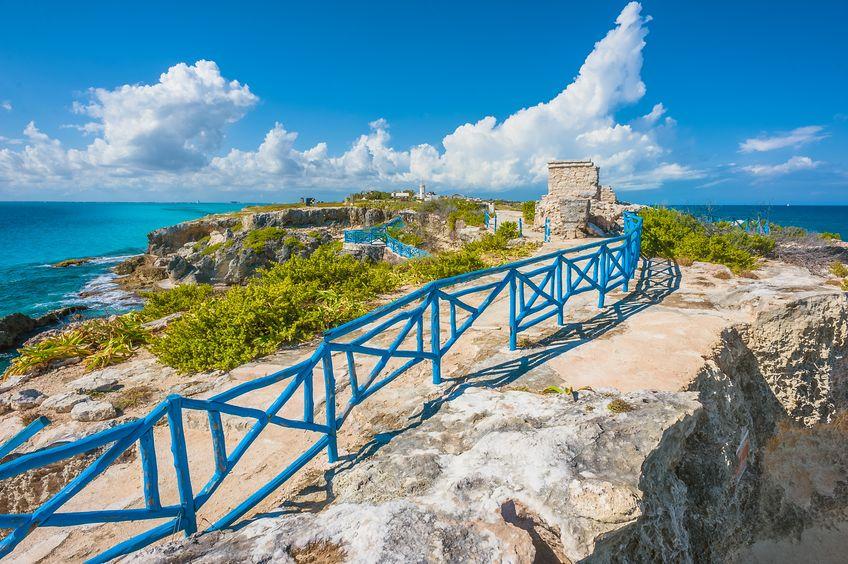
<box><xmin>522</xmin><ymin>201</ymin><xmax>536</xmax><ymax>223</ymax></box>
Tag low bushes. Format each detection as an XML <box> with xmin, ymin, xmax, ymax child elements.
<box><xmin>387</xmin><ymin>224</ymin><xmax>425</xmax><ymax>247</ymax></box>
<box><xmin>638</xmin><ymin>208</ymin><xmax>775</xmax><ymax>272</ymax></box>
<box><xmin>139</xmin><ymin>284</ymin><xmax>214</xmax><ymax>321</ymax></box>
<box><xmin>153</xmin><ymin>231</ymin><xmax>538</xmax><ymax>373</ymax></box>
<box><xmin>151</xmin><ymin>244</ymin><xmax>399</xmax><ymax>372</ymax></box>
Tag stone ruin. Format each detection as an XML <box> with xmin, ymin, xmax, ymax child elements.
<box><xmin>534</xmin><ymin>160</ymin><xmax>637</xmax><ymax>238</ymax></box>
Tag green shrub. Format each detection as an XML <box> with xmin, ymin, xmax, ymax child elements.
<box><xmin>243</xmin><ymin>227</ymin><xmax>289</xmax><ymax>252</ymax></box>
<box><xmin>821</xmin><ymin>232</ymin><xmax>842</xmax><ymax>241</ymax></box>
<box><xmin>387</xmin><ymin>225</ymin><xmax>425</xmax><ymax>247</ymax></box>
<box><xmin>496</xmin><ymin>221</ymin><xmax>519</xmax><ymax>240</ymax></box>
<box><xmin>139</xmin><ymin>284</ymin><xmax>214</xmax><ymax>321</ymax></box>
<box><xmin>638</xmin><ymin>208</ymin><xmax>773</xmax><ymax>272</ymax></box>
<box><xmin>522</xmin><ymin>201</ymin><xmax>536</xmax><ymax>223</ymax></box>
<box><xmin>639</xmin><ymin>208</ymin><xmax>703</xmax><ymax>259</ymax></box>
<box><xmin>152</xmin><ymin>244</ymin><xmax>400</xmax><ymax>372</ymax></box>
<box><xmin>400</xmin><ymin>250</ymin><xmax>488</xmax><ymax>284</ymax></box>
<box><xmin>283</xmin><ymin>236</ymin><xmax>304</xmax><ymax>250</ymax></box>
<box><xmin>151</xmin><ymin>234</ymin><xmax>540</xmax><ymax>373</ymax></box>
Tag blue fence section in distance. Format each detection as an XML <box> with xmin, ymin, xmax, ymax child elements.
<box><xmin>343</xmin><ymin>216</ymin><xmax>429</xmax><ymax>258</ymax></box>
<box><xmin>0</xmin><ymin>212</ymin><xmax>643</xmax><ymax>562</ymax></box>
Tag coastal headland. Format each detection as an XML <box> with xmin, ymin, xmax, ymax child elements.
<box><xmin>1</xmin><ymin>178</ymin><xmax>847</xmax><ymax>562</ymax></box>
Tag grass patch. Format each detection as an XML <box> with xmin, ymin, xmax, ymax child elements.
<box><xmin>112</xmin><ymin>386</ymin><xmax>157</xmax><ymax>412</ymax></box>
<box><xmin>829</xmin><ymin>261</ymin><xmax>848</xmax><ymax>278</ymax></box>
<box><xmin>639</xmin><ymin>208</ymin><xmax>775</xmax><ymax>272</ymax></box>
<box><xmin>607</xmin><ymin>398</ymin><xmax>635</xmax><ymax>413</ymax></box>
<box><xmin>820</xmin><ymin>232</ymin><xmax>842</xmax><ymax>241</ymax></box>
<box><xmin>151</xmin><ymin>244</ymin><xmax>400</xmax><ymax>372</ymax></box>
<box><xmin>5</xmin><ymin>316</ymin><xmax>150</xmax><ymax>377</ymax></box>
<box><xmin>192</xmin><ymin>235</ymin><xmax>211</xmax><ymax>252</ymax></box>
<box><xmin>243</xmin><ymin>227</ymin><xmax>289</xmax><ymax>252</ymax></box>
<box><xmin>201</xmin><ymin>242</ymin><xmax>223</xmax><ymax>256</ymax></box>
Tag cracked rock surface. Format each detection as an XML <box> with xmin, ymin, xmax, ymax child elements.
<box><xmin>127</xmin><ymin>388</ymin><xmax>701</xmax><ymax>563</ymax></box>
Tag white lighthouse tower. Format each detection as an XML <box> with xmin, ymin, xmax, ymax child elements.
<box><xmin>418</xmin><ymin>182</ymin><xmax>425</xmax><ymax>200</ymax></box>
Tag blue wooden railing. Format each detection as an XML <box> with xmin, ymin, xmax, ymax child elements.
<box><xmin>0</xmin><ymin>212</ymin><xmax>643</xmax><ymax>562</ymax></box>
<box><xmin>343</xmin><ymin>216</ymin><xmax>428</xmax><ymax>258</ymax></box>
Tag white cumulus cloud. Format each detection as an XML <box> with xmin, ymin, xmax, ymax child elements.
<box><xmin>0</xmin><ymin>2</ymin><xmax>694</xmax><ymax>196</ymax></box>
<box><xmin>1</xmin><ymin>101</ymin><xmax>11</xmax><ymax>111</ymax></box>
<box><xmin>739</xmin><ymin>125</ymin><xmax>826</xmax><ymax>153</ymax></box>
<box><xmin>742</xmin><ymin>155</ymin><xmax>820</xmax><ymax>176</ymax></box>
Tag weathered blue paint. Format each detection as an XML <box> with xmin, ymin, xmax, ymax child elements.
<box><xmin>0</xmin><ymin>212</ymin><xmax>642</xmax><ymax>561</ymax></box>
<box><xmin>544</xmin><ymin>217</ymin><xmax>551</xmax><ymax>242</ymax></box>
<box><xmin>518</xmin><ymin>217</ymin><xmax>523</xmax><ymax>237</ymax></box>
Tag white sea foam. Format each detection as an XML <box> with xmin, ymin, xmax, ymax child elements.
<box><xmin>64</xmin><ymin>270</ymin><xmax>143</xmax><ymax>313</ymax></box>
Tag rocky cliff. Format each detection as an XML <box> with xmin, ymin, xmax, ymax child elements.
<box><xmin>118</xmin><ymin>206</ymin><xmax>395</xmax><ymax>287</ymax></box>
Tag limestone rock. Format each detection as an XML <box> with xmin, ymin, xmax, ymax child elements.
<box><xmin>128</xmin><ymin>388</ymin><xmax>702</xmax><ymax>563</ymax></box>
<box><xmin>8</xmin><ymin>389</ymin><xmax>46</xmax><ymax>410</ymax></box>
<box><xmin>41</xmin><ymin>392</ymin><xmax>89</xmax><ymax>413</ymax></box>
<box><xmin>0</xmin><ymin>374</ymin><xmax>30</xmax><ymax>394</ymax></box>
<box><xmin>70</xmin><ymin>400</ymin><xmax>117</xmax><ymax>422</ymax></box>
<box><xmin>68</xmin><ymin>373</ymin><xmax>119</xmax><ymax>394</ymax></box>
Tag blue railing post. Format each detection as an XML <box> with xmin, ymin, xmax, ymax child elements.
<box><xmin>597</xmin><ymin>245</ymin><xmax>608</xmax><ymax>308</ymax></box>
<box><xmin>484</xmin><ymin>210</ymin><xmax>490</xmax><ymax>229</ymax></box>
<box><xmin>303</xmin><ymin>364</ymin><xmax>314</xmax><ymax>424</ymax></box>
<box><xmin>544</xmin><ymin>218</ymin><xmax>550</xmax><ymax>242</ymax></box>
<box><xmin>430</xmin><ymin>293</ymin><xmax>442</xmax><ymax>385</ymax></box>
<box><xmin>139</xmin><ymin>429</ymin><xmax>161</xmax><ymax>509</ymax></box>
<box><xmin>555</xmin><ymin>257</ymin><xmax>564</xmax><ymax>325</ymax></box>
<box><xmin>508</xmin><ymin>271</ymin><xmax>517</xmax><ymax>350</ymax></box>
<box><xmin>518</xmin><ymin>217</ymin><xmax>523</xmax><ymax>237</ymax></box>
<box><xmin>167</xmin><ymin>398</ymin><xmax>197</xmax><ymax>536</ymax></box>
<box><xmin>493</xmin><ymin>214</ymin><xmax>498</xmax><ymax>233</ymax></box>
<box><xmin>322</xmin><ymin>347</ymin><xmax>338</xmax><ymax>463</ymax></box>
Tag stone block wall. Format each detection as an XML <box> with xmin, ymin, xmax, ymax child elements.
<box><xmin>547</xmin><ymin>161</ymin><xmax>601</xmax><ymax>200</ymax></box>
<box><xmin>534</xmin><ymin>160</ymin><xmax>636</xmax><ymax>238</ymax></box>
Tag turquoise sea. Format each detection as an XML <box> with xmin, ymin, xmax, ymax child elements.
<box><xmin>0</xmin><ymin>201</ymin><xmax>247</xmax><ymax>320</ymax></box>
<box><xmin>669</xmin><ymin>205</ymin><xmax>848</xmax><ymax>239</ymax></box>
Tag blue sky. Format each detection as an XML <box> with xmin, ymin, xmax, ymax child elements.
<box><xmin>0</xmin><ymin>1</ymin><xmax>846</xmax><ymax>204</ymax></box>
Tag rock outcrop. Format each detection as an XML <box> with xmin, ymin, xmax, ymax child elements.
<box><xmin>534</xmin><ymin>160</ymin><xmax>640</xmax><ymax>238</ymax></box>
<box><xmin>0</xmin><ymin>306</ymin><xmax>87</xmax><ymax>351</ymax></box>
<box><xmin>126</xmin><ymin>389</ymin><xmax>703</xmax><ymax>563</ymax></box>
<box><xmin>118</xmin><ymin>206</ymin><xmax>397</xmax><ymax>287</ymax></box>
